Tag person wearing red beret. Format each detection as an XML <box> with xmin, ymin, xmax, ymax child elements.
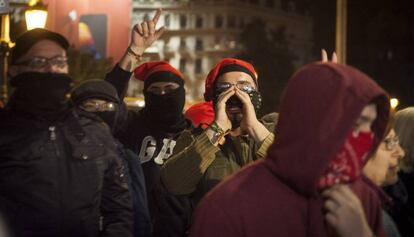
<box><xmin>160</xmin><ymin>57</ymin><xmax>277</xmax><ymax>205</ymax></box>
<box><xmin>103</xmin><ymin>9</ymin><xmax>192</xmax><ymax>237</ymax></box>
<box><xmin>189</xmin><ymin>62</ymin><xmax>390</xmax><ymax>237</ymax></box>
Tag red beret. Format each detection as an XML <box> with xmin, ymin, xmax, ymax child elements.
<box><xmin>185</xmin><ymin>101</ymin><xmax>215</xmax><ymax>129</ymax></box>
<box><xmin>134</xmin><ymin>61</ymin><xmax>184</xmax><ymax>82</ymax></box>
<box><xmin>204</xmin><ymin>58</ymin><xmax>258</xmax><ymax>101</ymax></box>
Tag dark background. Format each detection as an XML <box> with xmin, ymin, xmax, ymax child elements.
<box><xmin>308</xmin><ymin>0</ymin><xmax>414</xmax><ymax>108</ymax></box>
<box><xmin>240</xmin><ymin>0</ymin><xmax>414</xmax><ymax>115</ymax></box>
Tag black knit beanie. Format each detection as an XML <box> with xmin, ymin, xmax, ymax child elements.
<box><xmin>71</xmin><ymin>79</ymin><xmax>119</xmax><ymax>105</ymax></box>
<box><xmin>11</xmin><ymin>28</ymin><xmax>69</xmax><ymax>65</ymax></box>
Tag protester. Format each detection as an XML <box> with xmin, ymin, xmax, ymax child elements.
<box><xmin>190</xmin><ymin>62</ymin><xmax>390</xmax><ymax>237</ymax></box>
<box><xmin>104</xmin><ymin>9</ymin><xmax>193</xmax><ymax>236</ymax></box>
<box><xmin>161</xmin><ymin>57</ymin><xmax>276</xmax><ymax>204</ymax></box>
<box><xmin>71</xmin><ymin>79</ymin><xmax>152</xmax><ymax>237</ymax></box>
<box><xmin>363</xmin><ymin>116</ymin><xmax>405</xmax><ymax>237</ymax></box>
<box><xmin>0</xmin><ymin>28</ymin><xmax>132</xmax><ymax>237</ymax></box>
<box><xmin>386</xmin><ymin>107</ymin><xmax>414</xmax><ymax>236</ymax></box>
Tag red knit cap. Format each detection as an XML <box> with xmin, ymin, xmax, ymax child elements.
<box><xmin>134</xmin><ymin>61</ymin><xmax>184</xmax><ymax>82</ymax></box>
<box><xmin>204</xmin><ymin>58</ymin><xmax>258</xmax><ymax>101</ymax></box>
<box><xmin>185</xmin><ymin>101</ymin><xmax>215</xmax><ymax>128</ymax></box>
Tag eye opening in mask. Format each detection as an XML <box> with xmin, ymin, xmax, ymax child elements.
<box><xmin>80</xmin><ymin>100</ymin><xmax>116</xmax><ymax>112</ymax></box>
<box><xmin>146</xmin><ymin>82</ymin><xmax>180</xmax><ymax>95</ymax></box>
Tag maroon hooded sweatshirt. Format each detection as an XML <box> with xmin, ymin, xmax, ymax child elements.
<box><xmin>189</xmin><ymin>63</ymin><xmax>390</xmax><ymax>237</ymax></box>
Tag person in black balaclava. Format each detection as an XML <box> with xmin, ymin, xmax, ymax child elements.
<box><xmin>104</xmin><ymin>59</ymin><xmax>193</xmax><ymax>237</ymax></box>
<box><xmin>102</xmin><ymin>9</ymin><xmax>192</xmax><ymax>236</ymax></box>
<box><xmin>134</xmin><ymin>61</ymin><xmax>187</xmax><ymax>139</ymax></box>
<box><xmin>0</xmin><ymin>28</ymin><xmax>133</xmax><ymax>237</ymax></box>
<box><xmin>71</xmin><ymin>80</ymin><xmax>152</xmax><ymax>237</ymax></box>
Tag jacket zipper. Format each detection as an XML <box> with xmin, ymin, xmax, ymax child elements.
<box><xmin>49</xmin><ymin>126</ymin><xmax>63</xmax><ymax>234</ymax></box>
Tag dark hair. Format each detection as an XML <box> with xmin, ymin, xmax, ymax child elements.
<box><xmin>395</xmin><ymin>107</ymin><xmax>414</xmax><ymax>173</ymax></box>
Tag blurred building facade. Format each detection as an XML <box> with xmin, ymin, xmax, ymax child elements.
<box><xmin>130</xmin><ymin>0</ymin><xmax>313</xmax><ymax>101</ymax></box>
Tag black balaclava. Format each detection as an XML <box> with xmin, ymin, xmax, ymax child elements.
<box><xmin>143</xmin><ymin>71</ymin><xmax>187</xmax><ymax>134</ymax></box>
<box><xmin>70</xmin><ymin>79</ymin><xmax>120</xmax><ymax>133</ymax></box>
<box><xmin>8</xmin><ymin>72</ymin><xmax>72</xmax><ymax>120</ymax></box>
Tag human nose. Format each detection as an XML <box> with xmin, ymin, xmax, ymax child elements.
<box><xmin>396</xmin><ymin>144</ymin><xmax>405</xmax><ymax>160</ymax></box>
<box><xmin>356</xmin><ymin>124</ymin><xmax>372</xmax><ymax>133</ymax></box>
<box><xmin>49</xmin><ymin>63</ymin><xmax>68</xmax><ymax>73</ymax></box>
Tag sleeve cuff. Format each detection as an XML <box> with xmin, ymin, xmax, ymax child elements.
<box><xmin>256</xmin><ymin>132</ymin><xmax>275</xmax><ymax>158</ymax></box>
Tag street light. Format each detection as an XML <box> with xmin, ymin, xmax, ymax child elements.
<box><xmin>390</xmin><ymin>98</ymin><xmax>399</xmax><ymax>110</ymax></box>
<box><xmin>0</xmin><ymin>0</ymin><xmax>48</xmax><ymax>106</ymax></box>
<box><xmin>25</xmin><ymin>1</ymin><xmax>47</xmax><ymax>30</ymax></box>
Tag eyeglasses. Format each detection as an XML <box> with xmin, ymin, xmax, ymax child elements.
<box><xmin>80</xmin><ymin>101</ymin><xmax>116</xmax><ymax>112</ymax></box>
<box><xmin>15</xmin><ymin>55</ymin><xmax>68</xmax><ymax>69</ymax></box>
<box><xmin>215</xmin><ymin>82</ymin><xmax>256</xmax><ymax>94</ymax></box>
<box><xmin>383</xmin><ymin>136</ymin><xmax>400</xmax><ymax>151</ymax></box>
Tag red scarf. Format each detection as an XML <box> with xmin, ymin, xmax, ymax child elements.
<box><xmin>318</xmin><ymin>131</ymin><xmax>374</xmax><ymax>189</ymax></box>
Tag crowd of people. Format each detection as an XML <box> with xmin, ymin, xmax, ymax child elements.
<box><xmin>0</xmin><ymin>8</ymin><xmax>413</xmax><ymax>237</ymax></box>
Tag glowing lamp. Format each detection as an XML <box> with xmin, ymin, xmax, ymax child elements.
<box><xmin>25</xmin><ymin>2</ymin><xmax>48</xmax><ymax>30</ymax></box>
<box><xmin>390</xmin><ymin>98</ymin><xmax>399</xmax><ymax>109</ymax></box>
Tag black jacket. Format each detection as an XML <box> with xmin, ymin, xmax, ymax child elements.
<box><xmin>106</xmin><ymin>65</ymin><xmax>192</xmax><ymax>237</ymax></box>
<box><xmin>0</xmin><ymin>107</ymin><xmax>133</xmax><ymax>237</ymax></box>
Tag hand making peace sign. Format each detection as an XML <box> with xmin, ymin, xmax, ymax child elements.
<box><xmin>130</xmin><ymin>9</ymin><xmax>165</xmax><ymax>56</ymax></box>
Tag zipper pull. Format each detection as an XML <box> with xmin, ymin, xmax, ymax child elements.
<box><xmin>49</xmin><ymin>126</ymin><xmax>56</xmax><ymax>141</ymax></box>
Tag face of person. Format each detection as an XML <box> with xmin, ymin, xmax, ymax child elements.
<box><xmin>146</xmin><ymin>81</ymin><xmax>180</xmax><ymax>95</ymax></box>
<box><xmin>10</xmin><ymin>40</ymin><xmax>69</xmax><ymax>76</ymax></box>
<box><xmin>353</xmin><ymin>104</ymin><xmax>377</xmax><ymax>134</ymax></box>
<box><xmin>215</xmin><ymin>71</ymin><xmax>256</xmax><ymax>123</ymax></box>
<box><xmin>363</xmin><ymin>129</ymin><xmax>405</xmax><ymax>186</ymax></box>
<box><xmin>381</xmin><ymin>129</ymin><xmax>404</xmax><ymax>186</ymax></box>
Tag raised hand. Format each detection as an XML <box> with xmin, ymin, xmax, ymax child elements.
<box><xmin>322</xmin><ymin>185</ymin><xmax>373</xmax><ymax>237</ymax></box>
<box><xmin>234</xmin><ymin>87</ymin><xmax>270</xmax><ymax>143</ymax></box>
<box><xmin>321</xmin><ymin>49</ymin><xmax>338</xmax><ymax>63</ymax></box>
<box><xmin>234</xmin><ymin>87</ymin><xmax>259</xmax><ymax>133</ymax></box>
<box><xmin>130</xmin><ymin>9</ymin><xmax>165</xmax><ymax>56</ymax></box>
<box><xmin>213</xmin><ymin>89</ymin><xmax>235</xmax><ymax>132</ymax></box>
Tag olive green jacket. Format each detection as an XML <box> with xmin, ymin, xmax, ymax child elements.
<box><xmin>161</xmin><ymin>113</ymin><xmax>277</xmax><ymax>204</ymax></box>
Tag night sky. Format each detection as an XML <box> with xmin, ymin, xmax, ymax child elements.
<box><xmin>305</xmin><ymin>0</ymin><xmax>414</xmax><ymax>107</ymax></box>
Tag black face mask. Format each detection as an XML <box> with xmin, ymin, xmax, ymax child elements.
<box><xmin>9</xmin><ymin>72</ymin><xmax>72</xmax><ymax>120</ymax></box>
<box><xmin>94</xmin><ymin>111</ymin><xmax>116</xmax><ymax>129</ymax></box>
<box><xmin>143</xmin><ymin>86</ymin><xmax>186</xmax><ymax>132</ymax></box>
